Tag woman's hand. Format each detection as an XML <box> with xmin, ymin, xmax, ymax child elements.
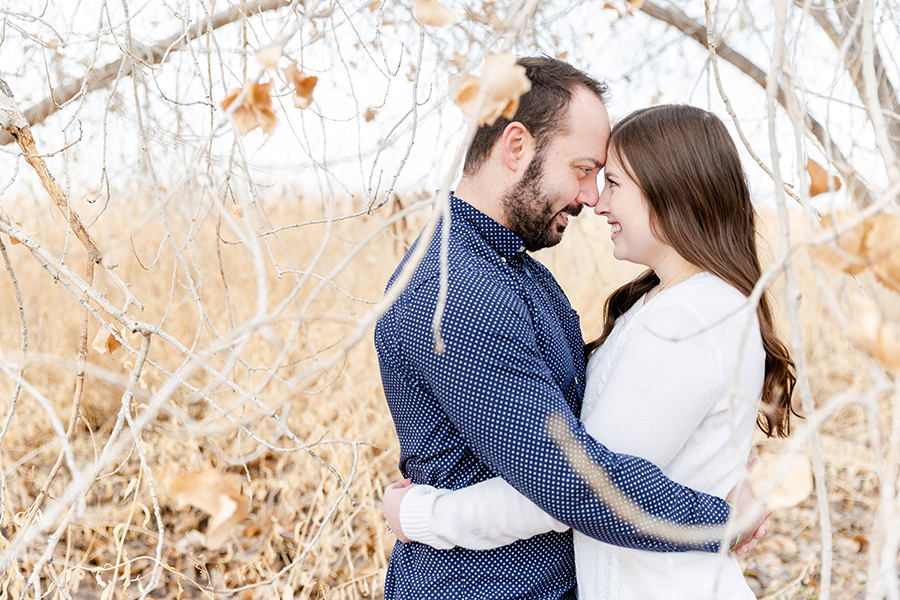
<box><xmin>383</xmin><ymin>479</ymin><xmax>417</xmax><ymax>543</ymax></box>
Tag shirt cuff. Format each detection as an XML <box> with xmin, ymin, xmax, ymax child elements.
<box><xmin>399</xmin><ymin>485</ymin><xmax>456</xmax><ymax>550</ymax></box>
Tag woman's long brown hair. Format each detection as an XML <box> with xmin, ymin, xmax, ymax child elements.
<box><xmin>585</xmin><ymin>105</ymin><xmax>796</xmax><ymax>438</ymax></box>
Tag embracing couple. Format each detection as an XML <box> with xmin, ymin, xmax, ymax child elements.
<box><xmin>375</xmin><ymin>56</ymin><xmax>796</xmax><ymax>599</ymax></box>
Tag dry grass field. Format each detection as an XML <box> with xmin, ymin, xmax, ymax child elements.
<box><xmin>0</xmin><ymin>194</ymin><xmax>896</xmax><ymax>599</ymax></box>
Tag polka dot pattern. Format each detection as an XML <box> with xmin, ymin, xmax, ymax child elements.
<box><xmin>375</xmin><ymin>195</ymin><xmax>730</xmax><ymax>599</ymax></box>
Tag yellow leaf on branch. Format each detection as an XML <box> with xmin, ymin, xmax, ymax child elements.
<box><xmin>864</xmin><ymin>214</ymin><xmax>900</xmax><ymax>294</ymax></box>
<box><xmin>849</xmin><ymin>296</ymin><xmax>900</xmax><ymax>372</ymax></box>
<box><xmin>450</xmin><ymin>52</ymin><xmax>531</xmax><ymax>126</ymax></box>
<box><xmin>91</xmin><ymin>325</ymin><xmax>122</xmax><ymax>356</ymax></box>
<box><xmin>255</xmin><ymin>40</ymin><xmax>286</xmax><ymax>71</ymax></box>
<box><xmin>221</xmin><ymin>82</ymin><xmax>277</xmax><ymax>135</ymax></box>
<box><xmin>414</xmin><ymin>0</ymin><xmax>456</xmax><ymax>27</ymax></box>
<box><xmin>167</xmin><ymin>469</ymin><xmax>250</xmax><ymax>549</ymax></box>
<box><xmin>284</xmin><ymin>61</ymin><xmax>317</xmax><ymax>110</ymax></box>
<box><xmin>807</xmin><ymin>212</ymin><xmax>869</xmax><ymax>275</ymax></box>
<box><xmin>807</xmin><ymin>158</ymin><xmax>842</xmax><ymax>197</ymax></box>
<box><xmin>809</xmin><ymin>213</ymin><xmax>900</xmax><ymax>294</ymax></box>
<box><xmin>445</xmin><ymin>51</ymin><xmax>467</xmax><ymax>72</ymax></box>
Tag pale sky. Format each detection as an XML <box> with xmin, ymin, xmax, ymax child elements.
<box><xmin>2</xmin><ymin>0</ymin><xmax>895</xmax><ymax>215</ymax></box>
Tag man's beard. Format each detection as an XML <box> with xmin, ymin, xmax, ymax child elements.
<box><xmin>501</xmin><ymin>151</ymin><xmax>582</xmax><ymax>252</ymax></box>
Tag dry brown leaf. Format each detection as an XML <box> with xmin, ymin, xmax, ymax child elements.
<box><xmin>629</xmin><ymin>0</ymin><xmax>645</xmax><ymax>8</ymax></box>
<box><xmin>231</xmin><ymin>203</ymin><xmax>244</xmax><ymax>218</ymax></box>
<box><xmin>466</xmin><ymin>7</ymin><xmax>503</xmax><ymax>28</ymax></box>
<box><xmin>368</xmin><ymin>1</ymin><xmax>382</xmax><ymax>11</ymax></box>
<box><xmin>449</xmin><ymin>76</ymin><xmax>479</xmax><ymax>115</ymax></box>
<box><xmin>221</xmin><ymin>82</ymin><xmax>277</xmax><ymax>135</ymax></box>
<box><xmin>92</xmin><ymin>326</ymin><xmax>122</xmax><ymax>356</ymax></box>
<box><xmin>414</xmin><ymin>0</ymin><xmax>456</xmax><ymax>27</ymax></box>
<box><xmin>445</xmin><ymin>51</ymin><xmax>467</xmax><ymax>72</ymax></box>
<box><xmin>807</xmin><ymin>158</ymin><xmax>842</xmax><ymax>197</ymax></box>
<box><xmin>255</xmin><ymin>40</ymin><xmax>285</xmax><ymax>71</ymax></box>
<box><xmin>848</xmin><ymin>296</ymin><xmax>900</xmax><ymax>372</ymax></box>
<box><xmin>603</xmin><ymin>2</ymin><xmax>622</xmax><ymax>17</ymax></box>
<box><xmin>450</xmin><ymin>52</ymin><xmax>531</xmax><ymax>126</ymax></box>
<box><xmin>168</xmin><ymin>468</ymin><xmax>250</xmax><ymax>549</ymax></box>
<box><xmin>864</xmin><ymin>214</ymin><xmax>900</xmax><ymax>294</ymax></box>
<box><xmin>809</xmin><ymin>213</ymin><xmax>900</xmax><ymax>294</ymax></box>
<box><xmin>363</xmin><ymin>107</ymin><xmax>377</xmax><ymax>122</ymax></box>
<box><xmin>851</xmin><ymin>534</ymin><xmax>869</xmax><ymax>553</ymax></box>
<box><xmin>284</xmin><ymin>61</ymin><xmax>317</xmax><ymax>110</ymax></box>
<box><xmin>750</xmin><ymin>453</ymin><xmax>813</xmax><ymax>509</ymax></box>
<box><xmin>807</xmin><ymin>212</ymin><xmax>869</xmax><ymax>275</ymax></box>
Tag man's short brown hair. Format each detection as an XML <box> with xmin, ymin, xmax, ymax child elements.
<box><xmin>462</xmin><ymin>56</ymin><xmax>609</xmax><ymax>176</ymax></box>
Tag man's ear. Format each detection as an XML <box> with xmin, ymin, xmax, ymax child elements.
<box><xmin>500</xmin><ymin>121</ymin><xmax>534</xmax><ymax>172</ymax></box>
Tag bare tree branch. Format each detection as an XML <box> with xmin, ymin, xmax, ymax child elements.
<box><xmin>0</xmin><ymin>0</ymin><xmax>296</xmax><ymax>146</ymax></box>
<box><xmin>815</xmin><ymin>1</ymin><xmax>900</xmax><ymax>157</ymax></box>
<box><xmin>0</xmin><ymin>77</ymin><xmax>143</xmax><ymax>311</ymax></box>
<box><xmin>640</xmin><ymin>0</ymin><xmax>875</xmax><ymax>206</ymax></box>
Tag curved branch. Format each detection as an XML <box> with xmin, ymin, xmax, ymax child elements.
<box><xmin>640</xmin><ymin>0</ymin><xmax>875</xmax><ymax>206</ymax></box>
<box><xmin>0</xmin><ymin>0</ymin><xmax>296</xmax><ymax>146</ymax></box>
<box><xmin>1</xmin><ymin>80</ymin><xmax>144</xmax><ymax>310</ymax></box>
<box><xmin>819</xmin><ymin>1</ymin><xmax>900</xmax><ymax>157</ymax></box>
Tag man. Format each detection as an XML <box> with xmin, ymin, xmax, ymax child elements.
<box><xmin>375</xmin><ymin>56</ymin><xmax>762</xmax><ymax>599</ymax></box>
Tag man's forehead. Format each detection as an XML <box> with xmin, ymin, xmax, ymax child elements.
<box><xmin>553</xmin><ymin>127</ymin><xmax>609</xmax><ymax>167</ymax></box>
<box><xmin>532</xmin><ymin>88</ymin><xmax>609</xmax><ymax>166</ymax></box>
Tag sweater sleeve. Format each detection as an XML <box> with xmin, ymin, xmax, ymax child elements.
<box><xmin>400</xmin><ymin>480</ymin><xmax>569</xmax><ymax>550</ymax></box>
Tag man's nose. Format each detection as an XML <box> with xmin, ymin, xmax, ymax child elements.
<box><xmin>579</xmin><ymin>179</ymin><xmax>600</xmax><ymax>207</ymax></box>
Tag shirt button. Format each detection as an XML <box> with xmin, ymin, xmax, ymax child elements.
<box><xmin>575</xmin><ymin>377</ymin><xmax>579</xmax><ymax>384</ymax></box>
<box><xmin>501</xmin><ymin>257</ymin><xmax>507</xmax><ymax>263</ymax></box>
<box><xmin>517</xmin><ymin>245</ymin><xmax>525</xmax><ymax>253</ymax></box>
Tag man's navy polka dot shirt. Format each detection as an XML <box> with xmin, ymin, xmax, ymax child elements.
<box><xmin>375</xmin><ymin>194</ymin><xmax>730</xmax><ymax>599</ymax></box>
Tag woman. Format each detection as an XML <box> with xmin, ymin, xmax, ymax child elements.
<box><xmin>383</xmin><ymin>105</ymin><xmax>796</xmax><ymax>599</ymax></box>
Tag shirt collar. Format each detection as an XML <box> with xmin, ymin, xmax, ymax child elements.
<box><xmin>450</xmin><ymin>193</ymin><xmax>527</xmax><ymax>261</ymax></box>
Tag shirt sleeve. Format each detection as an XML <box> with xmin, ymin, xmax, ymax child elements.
<box><xmin>396</xmin><ymin>270</ymin><xmax>731</xmax><ymax>552</ymax></box>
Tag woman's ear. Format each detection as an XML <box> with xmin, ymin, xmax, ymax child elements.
<box><xmin>500</xmin><ymin>121</ymin><xmax>534</xmax><ymax>172</ymax></box>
